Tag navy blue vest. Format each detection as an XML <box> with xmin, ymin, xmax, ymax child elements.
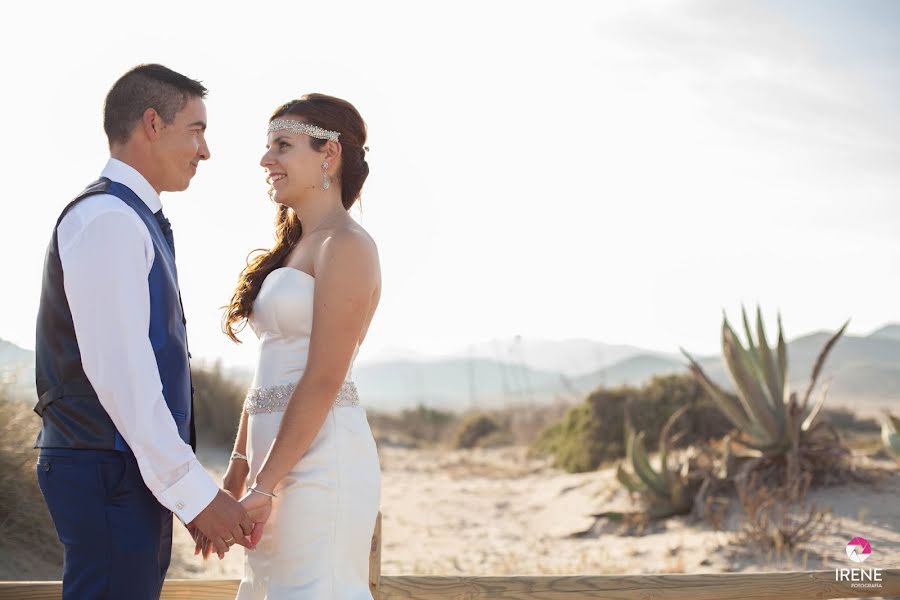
<box><xmin>34</xmin><ymin>178</ymin><xmax>196</xmax><ymax>452</ymax></box>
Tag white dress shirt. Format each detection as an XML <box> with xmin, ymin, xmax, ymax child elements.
<box><xmin>57</xmin><ymin>157</ymin><xmax>218</xmax><ymax>524</ymax></box>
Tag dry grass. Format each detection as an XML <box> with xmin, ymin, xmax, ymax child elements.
<box><xmin>0</xmin><ymin>388</ymin><xmax>63</xmax><ymax>579</ymax></box>
<box><xmin>732</xmin><ymin>469</ymin><xmax>837</xmax><ymax>564</ymax></box>
<box><xmin>504</xmin><ymin>399</ymin><xmax>576</xmax><ymax>446</ymax></box>
<box><xmin>692</xmin><ymin>401</ymin><xmax>894</xmax><ymax>531</ymax></box>
<box><xmin>191</xmin><ymin>360</ymin><xmax>247</xmax><ymax>448</ymax></box>
<box><xmin>450</xmin><ymin>413</ymin><xmax>504</xmax><ymax>449</ymax></box>
<box><xmin>367</xmin><ymin>404</ymin><xmax>457</xmax><ymax>447</ymax></box>
<box><xmin>0</xmin><ymin>362</ymin><xmax>249</xmax><ymax>580</ymax></box>
<box><xmin>368</xmin><ymin>401</ymin><xmax>570</xmax><ymax>451</ymax></box>
<box><xmin>726</xmin><ymin>422</ymin><xmax>878</xmax><ymax>495</ymax></box>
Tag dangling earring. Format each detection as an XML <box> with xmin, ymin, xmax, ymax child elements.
<box><xmin>322</xmin><ymin>161</ymin><xmax>331</xmax><ymax>191</ymax></box>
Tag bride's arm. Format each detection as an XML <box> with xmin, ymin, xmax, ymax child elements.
<box><xmin>252</xmin><ymin>231</ymin><xmax>379</xmax><ymax>495</ymax></box>
<box><xmin>196</xmin><ymin>407</ymin><xmax>251</xmax><ymax>558</ymax></box>
<box><xmin>223</xmin><ymin>407</ymin><xmax>250</xmax><ymax>498</ymax></box>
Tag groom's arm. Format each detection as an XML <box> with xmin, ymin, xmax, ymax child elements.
<box><xmin>58</xmin><ymin>199</ymin><xmax>219</xmax><ymax>524</ymax></box>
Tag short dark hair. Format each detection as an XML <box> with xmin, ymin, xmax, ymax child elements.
<box><xmin>103</xmin><ymin>64</ymin><xmax>208</xmax><ymax>146</ymax></box>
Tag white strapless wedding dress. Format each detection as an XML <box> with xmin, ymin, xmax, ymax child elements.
<box><xmin>236</xmin><ymin>267</ymin><xmax>381</xmax><ymax>600</ymax></box>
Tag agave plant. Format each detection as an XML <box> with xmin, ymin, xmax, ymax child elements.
<box><xmin>882</xmin><ymin>411</ymin><xmax>900</xmax><ymax>461</ymax></box>
<box><xmin>681</xmin><ymin>306</ymin><xmax>848</xmax><ymax>458</ymax></box>
<box><xmin>616</xmin><ymin>405</ymin><xmax>696</xmax><ymax>519</ymax></box>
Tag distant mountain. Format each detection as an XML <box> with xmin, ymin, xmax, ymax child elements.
<box><xmin>353</xmin><ymin>351</ymin><xmax>716</xmax><ymax>413</ymax></box>
<box><xmin>565</xmin><ymin>354</ymin><xmax>687</xmax><ymax>395</ymax></box>
<box><xmin>825</xmin><ymin>361</ymin><xmax>900</xmax><ymax>401</ymax></box>
<box><xmin>355</xmin><ymin>344</ymin><xmax>446</xmax><ymax>364</ymax></box>
<box><xmin>351</xmin><ymin>337</ymin><xmax>683</xmax><ymax>411</ymax></box>
<box><xmin>440</xmin><ymin>337</ymin><xmax>674</xmax><ymax>377</ymax></box>
<box><xmin>353</xmin><ymin>358</ymin><xmax>568</xmax><ymax>412</ymax></box>
<box><xmin>0</xmin><ymin>338</ymin><xmax>33</xmax><ymax>367</ymax></box>
<box><xmin>788</xmin><ymin>331</ymin><xmax>900</xmax><ymax>370</ymax></box>
<box><xmin>3</xmin><ymin>325</ymin><xmax>899</xmax><ymax>414</ymax></box>
<box><xmin>356</xmin><ymin>327</ymin><xmax>900</xmax><ymax>413</ymax></box>
<box><xmin>0</xmin><ymin>338</ymin><xmax>35</xmax><ymax>399</ymax></box>
<box><xmin>870</xmin><ymin>324</ymin><xmax>900</xmax><ymax>341</ymax></box>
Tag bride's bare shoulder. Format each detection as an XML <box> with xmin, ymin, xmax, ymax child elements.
<box><xmin>316</xmin><ymin>222</ymin><xmax>380</xmax><ymax>279</ymax></box>
<box><xmin>344</xmin><ymin>221</ymin><xmax>378</xmax><ymax>251</ymax></box>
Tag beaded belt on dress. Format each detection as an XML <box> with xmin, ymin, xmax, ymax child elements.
<box><xmin>244</xmin><ymin>380</ymin><xmax>360</xmax><ymax>415</ymax></box>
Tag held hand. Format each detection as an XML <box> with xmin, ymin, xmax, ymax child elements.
<box><xmin>239</xmin><ymin>488</ymin><xmax>273</xmax><ymax>547</ymax></box>
<box><xmin>188</xmin><ymin>522</ymin><xmax>216</xmax><ymax>560</ymax></box>
<box><xmin>186</xmin><ymin>521</ymin><xmax>218</xmax><ymax>560</ymax></box>
<box><xmin>185</xmin><ymin>522</ymin><xmax>204</xmax><ymax>557</ymax></box>
<box><xmin>188</xmin><ymin>490</ymin><xmax>255</xmax><ymax>559</ymax></box>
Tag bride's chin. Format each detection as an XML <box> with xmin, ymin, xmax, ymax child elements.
<box><xmin>272</xmin><ymin>193</ymin><xmax>299</xmax><ymax>211</ymax></box>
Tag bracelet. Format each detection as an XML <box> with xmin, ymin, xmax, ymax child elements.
<box><xmin>230</xmin><ymin>451</ymin><xmax>248</xmax><ymax>462</ymax></box>
<box><xmin>249</xmin><ymin>485</ymin><xmax>277</xmax><ymax>498</ymax></box>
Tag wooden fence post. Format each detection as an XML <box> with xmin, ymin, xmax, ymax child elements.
<box><xmin>369</xmin><ymin>510</ymin><xmax>382</xmax><ymax>598</ymax></box>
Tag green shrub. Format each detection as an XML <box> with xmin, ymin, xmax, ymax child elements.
<box><xmin>531</xmin><ymin>397</ymin><xmax>623</xmax><ymax>473</ymax></box>
<box><xmin>883</xmin><ymin>412</ymin><xmax>900</xmax><ymax>461</ymax></box>
<box><xmin>451</xmin><ymin>413</ymin><xmax>503</xmax><ymax>449</ymax></box>
<box><xmin>531</xmin><ymin>373</ymin><xmax>732</xmax><ymax>473</ymax></box>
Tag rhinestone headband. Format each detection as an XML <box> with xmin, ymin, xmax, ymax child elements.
<box><xmin>268</xmin><ymin>119</ymin><xmax>340</xmax><ymax>141</ymax></box>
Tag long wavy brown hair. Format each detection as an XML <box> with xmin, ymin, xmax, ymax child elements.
<box><xmin>222</xmin><ymin>93</ymin><xmax>370</xmax><ymax>343</ymax></box>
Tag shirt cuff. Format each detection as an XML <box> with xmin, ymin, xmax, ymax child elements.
<box><xmin>157</xmin><ymin>461</ymin><xmax>220</xmax><ymax>524</ymax></box>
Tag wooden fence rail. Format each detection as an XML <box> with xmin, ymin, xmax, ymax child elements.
<box><xmin>2</xmin><ymin>512</ymin><xmax>897</xmax><ymax>599</ymax></box>
<box><xmin>3</xmin><ymin>571</ymin><xmax>898</xmax><ymax>600</ymax></box>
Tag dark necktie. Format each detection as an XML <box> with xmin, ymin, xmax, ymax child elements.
<box><xmin>153</xmin><ymin>209</ymin><xmax>195</xmax><ymax>449</ymax></box>
<box><xmin>154</xmin><ymin>207</ymin><xmax>185</xmax><ymax>324</ymax></box>
<box><xmin>154</xmin><ymin>209</ymin><xmax>175</xmax><ymax>258</ymax></box>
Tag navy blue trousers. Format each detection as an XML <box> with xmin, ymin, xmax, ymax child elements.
<box><xmin>36</xmin><ymin>448</ymin><xmax>173</xmax><ymax>600</ymax></box>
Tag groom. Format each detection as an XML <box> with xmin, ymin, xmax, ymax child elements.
<box><xmin>33</xmin><ymin>64</ymin><xmax>256</xmax><ymax>600</ymax></box>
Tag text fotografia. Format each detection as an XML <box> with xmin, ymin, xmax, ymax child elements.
<box><xmin>834</xmin><ymin>568</ymin><xmax>883</xmax><ymax>589</ymax></box>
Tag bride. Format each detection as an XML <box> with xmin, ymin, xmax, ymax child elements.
<box><xmin>198</xmin><ymin>93</ymin><xmax>382</xmax><ymax>599</ymax></box>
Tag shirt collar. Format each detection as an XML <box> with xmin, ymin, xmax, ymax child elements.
<box><xmin>100</xmin><ymin>158</ymin><xmax>163</xmax><ymax>214</ymax></box>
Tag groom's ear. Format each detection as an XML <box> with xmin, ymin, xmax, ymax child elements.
<box><xmin>140</xmin><ymin>107</ymin><xmax>163</xmax><ymax>142</ymax></box>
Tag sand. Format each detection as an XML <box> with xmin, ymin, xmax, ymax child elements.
<box><xmin>167</xmin><ymin>445</ymin><xmax>900</xmax><ymax>579</ymax></box>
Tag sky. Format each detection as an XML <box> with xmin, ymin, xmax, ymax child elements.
<box><xmin>1</xmin><ymin>0</ymin><xmax>898</xmax><ymax>369</ymax></box>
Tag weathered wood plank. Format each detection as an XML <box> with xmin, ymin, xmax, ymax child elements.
<box><xmin>374</xmin><ymin>570</ymin><xmax>900</xmax><ymax>600</ymax></box>
<box><xmin>2</xmin><ymin>570</ymin><xmax>897</xmax><ymax>600</ymax></box>
<box><xmin>0</xmin><ymin>580</ymin><xmax>241</xmax><ymax>600</ymax></box>
<box><xmin>370</xmin><ymin>511</ymin><xmax>382</xmax><ymax>597</ymax></box>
